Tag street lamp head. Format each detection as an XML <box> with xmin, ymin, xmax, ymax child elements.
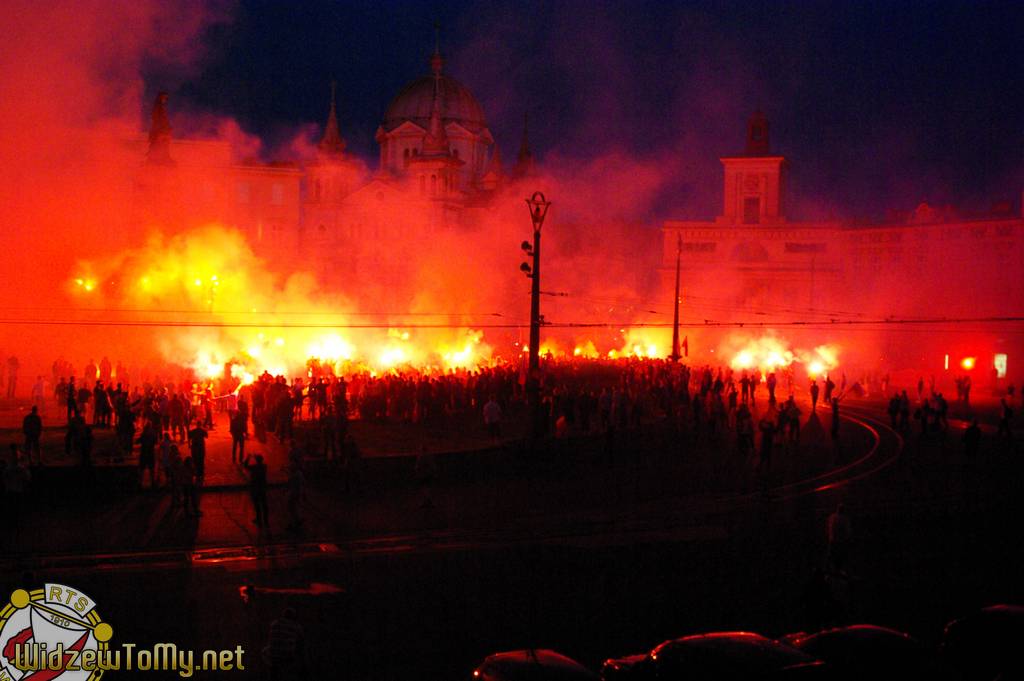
<box><xmin>520</xmin><ymin>262</ymin><xmax>532</xmax><ymax>276</ymax></box>
<box><xmin>521</xmin><ymin>240</ymin><xmax>533</xmax><ymax>254</ymax></box>
<box><xmin>525</xmin><ymin>191</ymin><xmax>551</xmax><ymax>233</ymax></box>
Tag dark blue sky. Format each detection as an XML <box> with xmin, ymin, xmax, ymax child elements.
<box><xmin>149</xmin><ymin>0</ymin><xmax>1023</xmax><ymax>221</ymax></box>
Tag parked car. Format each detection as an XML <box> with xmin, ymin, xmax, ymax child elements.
<box><xmin>942</xmin><ymin>604</ymin><xmax>1024</xmax><ymax>681</ymax></box>
<box><xmin>601</xmin><ymin>631</ymin><xmax>829</xmax><ymax>680</ymax></box>
<box><xmin>785</xmin><ymin>624</ymin><xmax>949</xmax><ymax>679</ymax></box>
<box><xmin>473</xmin><ymin>649</ymin><xmax>599</xmax><ymax>681</ymax></box>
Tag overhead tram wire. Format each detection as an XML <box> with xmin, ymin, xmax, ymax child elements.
<box><xmin>0</xmin><ymin>316</ymin><xmax>1021</xmax><ymax>330</ymax></box>
<box><xmin>15</xmin><ymin>296</ymin><xmax>890</xmax><ymax>324</ymax></box>
<box><xmin>0</xmin><ymin>306</ymin><xmax>516</xmax><ymax>317</ymax></box>
<box><xmin>554</xmin><ymin>290</ymin><xmax>878</xmax><ymax>321</ymax></box>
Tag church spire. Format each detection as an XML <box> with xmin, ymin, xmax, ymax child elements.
<box><xmin>421</xmin><ymin>55</ymin><xmax>450</xmax><ymax>156</ymax></box>
<box><xmin>514</xmin><ymin>111</ymin><xmax>535</xmax><ymax>177</ymax></box>
<box><xmin>429</xmin><ymin>20</ymin><xmax>444</xmax><ymax>76</ymax></box>
<box><xmin>318</xmin><ymin>81</ymin><xmax>346</xmax><ymax>157</ymax></box>
<box><xmin>147</xmin><ymin>91</ymin><xmax>174</xmax><ymax>165</ymax></box>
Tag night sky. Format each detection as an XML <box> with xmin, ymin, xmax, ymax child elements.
<box><xmin>147</xmin><ymin>0</ymin><xmax>1023</xmax><ymax>222</ymax></box>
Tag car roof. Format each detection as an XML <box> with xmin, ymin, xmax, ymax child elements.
<box><xmin>650</xmin><ymin>632</ymin><xmax>815</xmax><ymax>675</ymax></box>
<box><xmin>476</xmin><ymin>649</ymin><xmax>598</xmax><ymax>681</ymax></box>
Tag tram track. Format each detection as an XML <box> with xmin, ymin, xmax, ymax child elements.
<box><xmin>4</xmin><ymin>403</ymin><xmax>907</xmax><ymax>572</ymax></box>
<box><xmin>768</xmin><ymin>404</ymin><xmax>904</xmax><ymax>502</ymax></box>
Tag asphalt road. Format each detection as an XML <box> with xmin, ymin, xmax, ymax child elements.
<box><xmin>3</xmin><ymin>394</ymin><xmax>1021</xmax><ymax>679</ymax></box>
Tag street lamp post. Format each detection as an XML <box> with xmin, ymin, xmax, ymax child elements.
<box><xmin>670</xmin><ymin>234</ymin><xmax>682</xmax><ymax>362</ymax></box>
<box><xmin>522</xmin><ymin>191</ymin><xmax>551</xmax><ymax>440</ymax></box>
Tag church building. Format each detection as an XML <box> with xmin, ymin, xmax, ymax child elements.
<box><xmin>131</xmin><ymin>43</ymin><xmax>532</xmax><ymax>292</ymax></box>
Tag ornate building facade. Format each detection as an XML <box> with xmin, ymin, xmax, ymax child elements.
<box><xmin>662</xmin><ymin>113</ymin><xmax>1024</xmax><ymax>380</ymax></box>
<box><xmin>132</xmin><ymin>46</ymin><xmax>531</xmax><ymax>292</ymax></box>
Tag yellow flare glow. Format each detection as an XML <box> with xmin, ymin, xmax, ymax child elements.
<box><xmin>378</xmin><ymin>347</ymin><xmax>407</xmax><ymax>368</ymax></box>
<box><xmin>307</xmin><ymin>335</ymin><xmax>355</xmax><ymax>362</ymax></box>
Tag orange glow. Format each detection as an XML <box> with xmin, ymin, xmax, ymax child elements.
<box><xmin>725</xmin><ymin>334</ymin><xmax>839</xmax><ymax>376</ymax></box>
<box><xmin>572</xmin><ymin>340</ymin><xmax>600</xmax><ymax>359</ymax></box>
<box><xmin>73</xmin><ymin>277</ymin><xmax>96</xmax><ymax>292</ymax></box>
<box><xmin>961</xmin><ymin>356</ymin><xmax>976</xmax><ymax>370</ymax></box>
<box><xmin>65</xmin><ymin>226</ymin><xmax>513</xmax><ymax>378</ymax></box>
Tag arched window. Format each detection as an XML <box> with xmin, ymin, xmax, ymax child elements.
<box><xmin>419</xmin><ymin>175</ymin><xmax>426</xmax><ymax>195</ymax></box>
<box><xmin>431</xmin><ymin>174</ymin><xmax>437</xmax><ymax>196</ymax></box>
<box><xmin>403</xmin><ymin>148</ymin><xmax>410</xmax><ymax>167</ymax></box>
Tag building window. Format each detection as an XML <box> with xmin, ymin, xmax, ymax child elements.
<box><xmin>784</xmin><ymin>242</ymin><xmax>826</xmax><ymax>253</ymax></box>
<box><xmin>271</xmin><ymin>183</ymin><xmax>284</xmax><ymax>205</ymax></box>
<box><xmin>431</xmin><ymin>174</ymin><xmax>437</xmax><ymax>196</ymax></box>
<box><xmin>743</xmin><ymin>197</ymin><xmax>760</xmax><ymax>224</ymax></box>
<box><xmin>419</xmin><ymin>175</ymin><xmax>426</xmax><ymax>196</ymax></box>
<box><xmin>681</xmin><ymin>242</ymin><xmax>716</xmax><ymax>252</ymax></box>
<box><xmin>237</xmin><ymin>182</ymin><xmax>250</xmax><ymax>204</ymax></box>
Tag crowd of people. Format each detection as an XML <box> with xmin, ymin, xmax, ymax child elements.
<box><xmin>11</xmin><ymin>355</ymin><xmax>1021</xmax><ymax>462</ymax></box>
<box><xmin>3</xmin><ymin>355</ymin><xmax>1019</xmax><ymax>505</ymax></box>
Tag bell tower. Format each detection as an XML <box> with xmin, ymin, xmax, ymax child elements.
<box><xmin>718</xmin><ymin>111</ymin><xmax>786</xmax><ymax>226</ymax></box>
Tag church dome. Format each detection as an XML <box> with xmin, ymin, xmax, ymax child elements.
<box><xmin>382</xmin><ymin>73</ymin><xmax>488</xmax><ymax>135</ymax></box>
